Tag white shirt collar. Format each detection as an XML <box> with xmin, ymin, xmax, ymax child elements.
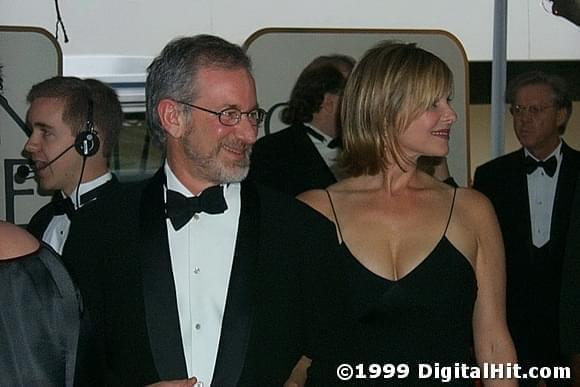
<box><xmin>65</xmin><ymin>172</ymin><xmax>113</xmax><ymax>208</ymax></box>
<box><xmin>524</xmin><ymin>140</ymin><xmax>563</xmax><ymax>163</ymax></box>
<box><xmin>165</xmin><ymin>162</ymin><xmax>195</xmax><ymax>197</ymax></box>
<box><xmin>164</xmin><ymin>161</ymin><xmax>234</xmax><ymax>201</ymax></box>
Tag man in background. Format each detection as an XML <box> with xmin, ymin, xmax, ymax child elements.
<box><xmin>24</xmin><ymin>76</ymin><xmax>123</xmax><ymax>384</ymax></box>
<box><xmin>25</xmin><ymin>76</ymin><xmax>122</xmax><ymax>257</ymax></box>
<box><xmin>249</xmin><ymin>54</ymin><xmax>355</xmax><ymax>195</ymax></box>
<box><xmin>473</xmin><ymin>71</ymin><xmax>580</xmax><ymax>385</ymax></box>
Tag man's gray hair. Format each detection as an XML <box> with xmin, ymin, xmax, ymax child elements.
<box><xmin>146</xmin><ymin>35</ymin><xmax>251</xmax><ymax>149</ymax></box>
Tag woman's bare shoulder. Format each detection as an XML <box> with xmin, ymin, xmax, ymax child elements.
<box><xmin>0</xmin><ymin>222</ymin><xmax>40</xmax><ymax>260</ymax></box>
<box><xmin>454</xmin><ymin>187</ymin><xmax>497</xmax><ymax>224</ymax></box>
<box><xmin>296</xmin><ymin>189</ymin><xmax>335</xmax><ymax>221</ymax></box>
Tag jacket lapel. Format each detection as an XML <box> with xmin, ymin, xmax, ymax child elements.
<box><xmin>513</xmin><ymin>149</ymin><xmax>532</xmax><ymax>228</ymax></box>
<box><xmin>211</xmin><ymin>181</ymin><xmax>259</xmax><ymax>386</ymax></box>
<box><xmin>139</xmin><ymin>168</ymin><xmax>188</xmax><ymax>380</ymax></box>
<box><xmin>551</xmin><ymin>143</ymin><xmax>580</xmax><ymax>249</ymax></box>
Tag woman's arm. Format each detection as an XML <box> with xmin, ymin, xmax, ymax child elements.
<box><xmin>467</xmin><ymin>191</ymin><xmax>518</xmax><ymax>386</ymax></box>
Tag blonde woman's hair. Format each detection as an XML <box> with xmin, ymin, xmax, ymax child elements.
<box><xmin>339</xmin><ymin>42</ymin><xmax>454</xmax><ymax>176</ymax></box>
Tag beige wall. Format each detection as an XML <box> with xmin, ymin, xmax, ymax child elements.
<box><xmin>468</xmin><ymin>101</ymin><xmax>580</xmax><ymax>184</ymax></box>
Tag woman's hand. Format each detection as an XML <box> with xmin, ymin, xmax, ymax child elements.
<box><xmin>146</xmin><ymin>377</ymin><xmax>198</xmax><ymax>387</ymax></box>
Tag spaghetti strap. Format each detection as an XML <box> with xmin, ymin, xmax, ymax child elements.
<box><xmin>443</xmin><ymin>187</ymin><xmax>457</xmax><ymax>236</ymax></box>
<box><xmin>325</xmin><ymin>190</ymin><xmax>344</xmax><ymax>242</ymax></box>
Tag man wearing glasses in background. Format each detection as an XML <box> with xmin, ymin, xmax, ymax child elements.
<box><xmin>98</xmin><ymin>35</ymin><xmax>335</xmax><ymax>386</ymax></box>
<box><xmin>474</xmin><ymin>71</ymin><xmax>580</xmax><ymax>386</ymax></box>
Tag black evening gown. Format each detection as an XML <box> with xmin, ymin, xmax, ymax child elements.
<box><xmin>0</xmin><ymin>245</ymin><xmax>81</xmax><ymax>387</ymax></box>
<box><xmin>304</xmin><ymin>189</ymin><xmax>478</xmax><ymax>386</ymax></box>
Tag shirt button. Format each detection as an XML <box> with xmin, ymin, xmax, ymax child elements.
<box><xmin>195</xmin><ymin>323</ymin><xmax>201</xmax><ymax>330</ymax></box>
<box><xmin>194</xmin><ymin>267</ymin><xmax>200</xmax><ymax>274</ymax></box>
<box><xmin>193</xmin><ymin>214</ymin><xmax>199</xmax><ymax>220</ymax></box>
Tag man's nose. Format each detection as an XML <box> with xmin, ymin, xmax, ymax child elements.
<box><xmin>235</xmin><ymin>118</ymin><xmax>258</xmax><ymax>144</ymax></box>
<box><xmin>24</xmin><ymin>134</ymin><xmax>40</xmax><ymax>154</ymax></box>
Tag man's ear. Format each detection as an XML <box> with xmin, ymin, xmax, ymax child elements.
<box><xmin>556</xmin><ymin>107</ymin><xmax>569</xmax><ymax>129</ymax></box>
<box><xmin>322</xmin><ymin>93</ymin><xmax>341</xmax><ymax>114</ymax></box>
<box><xmin>158</xmin><ymin>99</ymin><xmax>187</xmax><ymax>139</ymax></box>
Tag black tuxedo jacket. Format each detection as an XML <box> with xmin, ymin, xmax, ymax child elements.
<box><xmin>27</xmin><ymin>175</ymin><xmax>120</xmax><ymax>285</ymax></box>
<box><xmin>100</xmin><ymin>168</ymin><xmax>336</xmax><ymax>386</ymax></box>
<box><xmin>249</xmin><ymin>123</ymin><xmax>337</xmax><ymax>196</ymax></box>
<box><xmin>473</xmin><ymin>142</ymin><xmax>580</xmax><ymax>364</ymax></box>
<box><xmin>561</xmin><ymin>174</ymin><xmax>580</xmax><ymax>357</ymax></box>
<box><xmin>26</xmin><ymin>176</ymin><xmax>121</xmax><ymax>386</ymax></box>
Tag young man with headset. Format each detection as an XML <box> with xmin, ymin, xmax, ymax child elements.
<box><xmin>25</xmin><ymin>76</ymin><xmax>122</xmax><ymax>254</ymax></box>
<box><xmin>23</xmin><ymin>76</ymin><xmax>123</xmax><ymax>385</ymax></box>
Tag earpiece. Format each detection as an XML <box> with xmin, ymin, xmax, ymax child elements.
<box><xmin>74</xmin><ymin>98</ymin><xmax>100</xmax><ymax>157</ymax></box>
<box><xmin>74</xmin><ymin>129</ymin><xmax>100</xmax><ymax>157</ymax></box>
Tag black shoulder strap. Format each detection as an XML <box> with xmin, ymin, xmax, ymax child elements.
<box><xmin>325</xmin><ymin>190</ymin><xmax>344</xmax><ymax>242</ymax></box>
<box><xmin>443</xmin><ymin>187</ymin><xmax>458</xmax><ymax>236</ymax></box>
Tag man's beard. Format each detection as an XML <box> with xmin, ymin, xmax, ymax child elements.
<box><xmin>180</xmin><ymin>136</ymin><xmax>251</xmax><ymax>185</ymax></box>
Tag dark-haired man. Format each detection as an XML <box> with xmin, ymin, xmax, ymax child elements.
<box><xmin>249</xmin><ymin>54</ymin><xmax>355</xmax><ymax>195</ymax></box>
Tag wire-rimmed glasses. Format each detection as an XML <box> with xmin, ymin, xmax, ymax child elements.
<box><xmin>174</xmin><ymin>100</ymin><xmax>266</xmax><ymax>126</ymax></box>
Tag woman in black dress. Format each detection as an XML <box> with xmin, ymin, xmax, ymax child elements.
<box><xmin>297</xmin><ymin>42</ymin><xmax>517</xmax><ymax>386</ymax></box>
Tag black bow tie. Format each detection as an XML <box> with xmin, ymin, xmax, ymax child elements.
<box><xmin>53</xmin><ymin>197</ymin><xmax>75</xmax><ymax>217</ymax></box>
<box><xmin>327</xmin><ymin>137</ymin><xmax>342</xmax><ymax>149</ymax></box>
<box><xmin>524</xmin><ymin>155</ymin><xmax>557</xmax><ymax>177</ymax></box>
<box><xmin>165</xmin><ymin>186</ymin><xmax>228</xmax><ymax>230</ymax></box>
<box><xmin>305</xmin><ymin>127</ymin><xmax>341</xmax><ymax>149</ymax></box>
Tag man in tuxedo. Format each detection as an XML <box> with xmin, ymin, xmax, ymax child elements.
<box><xmin>25</xmin><ymin>77</ymin><xmax>123</xmax><ymax>257</ymax></box>
<box><xmin>249</xmin><ymin>54</ymin><xmax>355</xmax><ymax>195</ymax></box>
<box><xmin>473</xmin><ymin>71</ymin><xmax>580</xmax><ymax>382</ymax></box>
<box><xmin>100</xmin><ymin>34</ymin><xmax>336</xmax><ymax>386</ymax></box>
<box><xmin>24</xmin><ymin>76</ymin><xmax>123</xmax><ymax>385</ymax></box>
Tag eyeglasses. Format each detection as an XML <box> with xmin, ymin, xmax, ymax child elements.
<box><xmin>174</xmin><ymin>100</ymin><xmax>266</xmax><ymax>127</ymax></box>
<box><xmin>510</xmin><ymin>104</ymin><xmax>556</xmax><ymax>116</ymax></box>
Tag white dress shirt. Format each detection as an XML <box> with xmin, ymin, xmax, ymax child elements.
<box><xmin>164</xmin><ymin>163</ymin><xmax>240</xmax><ymax>384</ymax></box>
<box><xmin>42</xmin><ymin>172</ymin><xmax>113</xmax><ymax>254</ymax></box>
<box><xmin>526</xmin><ymin>142</ymin><xmax>562</xmax><ymax>248</ymax></box>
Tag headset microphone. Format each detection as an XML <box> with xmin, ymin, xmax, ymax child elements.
<box><xmin>14</xmin><ymin>143</ymin><xmax>76</xmax><ymax>184</ymax></box>
<box><xmin>14</xmin><ymin>165</ymin><xmax>34</xmax><ymax>184</ymax></box>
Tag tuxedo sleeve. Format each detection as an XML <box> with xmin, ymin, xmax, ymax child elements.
<box><xmin>472</xmin><ymin>166</ymin><xmax>489</xmax><ymax>193</ymax></box>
